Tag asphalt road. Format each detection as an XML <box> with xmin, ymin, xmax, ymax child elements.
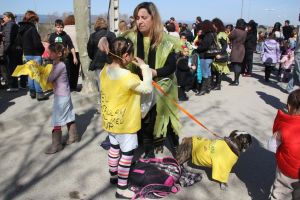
<box><xmin>0</xmin><ymin>54</ymin><xmax>290</xmax><ymax>200</ymax></box>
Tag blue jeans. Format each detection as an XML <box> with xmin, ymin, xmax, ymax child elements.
<box><xmin>287</xmin><ymin>69</ymin><xmax>300</xmax><ymax>93</ymax></box>
<box><xmin>25</xmin><ymin>55</ymin><xmax>43</xmax><ymax>93</ymax></box>
<box><xmin>287</xmin><ymin>53</ymin><xmax>300</xmax><ymax>93</ymax></box>
<box><xmin>200</xmin><ymin>59</ymin><xmax>212</xmax><ymax>78</ymax></box>
<box><xmin>256</xmin><ymin>42</ymin><xmax>264</xmax><ymax>53</ymax></box>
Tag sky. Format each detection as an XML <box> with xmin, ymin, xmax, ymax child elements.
<box><xmin>0</xmin><ymin>0</ymin><xmax>299</xmax><ymax>26</ymax></box>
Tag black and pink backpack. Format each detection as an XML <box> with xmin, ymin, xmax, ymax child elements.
<box><xmin>129</xmin><ymin>157</ymin><xmax>181</xmax><ymax>199</ymax></box>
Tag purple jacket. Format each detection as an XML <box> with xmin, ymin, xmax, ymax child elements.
<box><xmin>261</xmin><ymin>39</ymin><xmax>280</xmax><ymax>64</ymax></box>
<box><xmin>48</xmin><ymin>62</ymin><xmax>70</xmax><ymax>96</ymax></box>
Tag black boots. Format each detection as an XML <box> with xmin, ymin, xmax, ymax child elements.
<box><xmin>196</xmin><ymin>78</ymin><xmax>210</xmax><ymax>96</ymax></box>
<box><xmin>37</xmin><ymin>92</ymin><xmax>49</xmax><ymax>101</ymax></box>
<box><xmin>30</xmin><ymin>90</ymin><xmax>36</xmax><ymax>99</ymax></box>
<box><xmin>30</xmin><ymin>90</ymin><xmax>48</xmax><ymax>101</ymax></box>
<box><xmin>229</xmin><ymin>72</ymin><xmax>240</xmax><ymax>86</ymax></box>
<box><xmin>213</xmin><ymin>73</ymin><xmax>222</xmax><ymax>90</ymax></box>
<box><xmin>178</xmin><ymin>87</ymin><xmax>189</xmax><ymax>101</ymax></box>
<box><xmin>265</xmin><ymin>65</ymin><xmax>273</xmax><ymax>82</ymax></box>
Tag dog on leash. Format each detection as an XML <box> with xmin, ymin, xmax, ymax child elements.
<box><xmin>176</xmin><ymin>130</ymin><xmax>252</xmax><ymax>189</ymax></box>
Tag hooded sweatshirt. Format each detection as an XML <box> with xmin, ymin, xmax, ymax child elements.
<box><xmin>262</xmin><ymin>39</ymin><xmax>280</xmax><ymax>64</ymax></box>
<box><xmin>18</xmin><ymin>22</ymin><xmax>44</xmax><ymax>56</ymax></box>
<box><xmin>48</xmin><ymin>31</ymin><xmax>74</xmax><ymax>50</ymax></box>
<box><xmin>273</xmin><ymin>110</ymin><xmax>300</xmax><ymax>179</ymax></box>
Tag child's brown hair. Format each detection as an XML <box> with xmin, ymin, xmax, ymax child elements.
<box><xmin>48</xmin><ymin>43</ymin><xmax>68</xmax><ymax>61</ymax></box>
<box><xmin>287</xmin><ymin>89</ymin><xmax>300</xmax><ymax>115</ymax></box>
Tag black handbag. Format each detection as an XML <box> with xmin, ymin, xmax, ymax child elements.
<box><xmin>214</xmin><ymin>53</ymin><xmax>229</xmax><ymax>63</ymax></box>
<box><xmin>205</xmin><ymin>33</ymin><xmax>222</xmax><ymax>57</ymax></box>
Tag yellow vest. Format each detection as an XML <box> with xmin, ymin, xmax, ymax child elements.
<box><xmin>192</xmin><ymin>136</ymin><xmax>238</xmax><ymax>183</ymax></box>
<box><xmin>100</xmin><ymin>66</ymin><xmax>141</xmax><ymax>134</ymax></box>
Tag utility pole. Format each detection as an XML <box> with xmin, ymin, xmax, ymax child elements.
<box><xmin>241</xmin><ymin>0</ymin><xmax>244</xmax><ymax>18</ymax></box>
<box><xmin>108</xmin><ymin>0</ymin><xmax>119</xmax><ymax>34</ymax></box>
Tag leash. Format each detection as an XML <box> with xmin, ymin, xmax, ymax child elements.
<box><xmin>152</xmin><ymin>81</ymin><xmax>222</xmax><ymax>139</ymax></box>
<box><xmin>108</xmin><ymin>51</ymin><xmax>222</xmax><ymax>138</ymax></box>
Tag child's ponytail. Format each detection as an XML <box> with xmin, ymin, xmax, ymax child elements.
<box><xmin>107</xmin><ymin>37</ymin><xmax>134</xmax><ymax>67</ymax></box>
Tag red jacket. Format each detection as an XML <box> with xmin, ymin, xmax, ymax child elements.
<box><xmin>273</xmin><ymin>110</ymin><xmax>300</xmax><ymax>179</ymax></box>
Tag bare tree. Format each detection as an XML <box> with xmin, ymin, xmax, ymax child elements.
<box><xmin>73</xmin><ymin>0</ymin><xmax>97</xmax><ymax>93</ymax></box>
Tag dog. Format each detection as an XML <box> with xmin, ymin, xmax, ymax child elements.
<box><xmin>176</xmin><ymin>130</ymin><xmax>252</xmax><ymax>190</ymax></box>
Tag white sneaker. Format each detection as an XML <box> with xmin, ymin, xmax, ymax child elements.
<box><xmin>116</xmin><ymin>188</ymin><xmax>135</xmax><ymax>199</ymax></box>
<box><xmin>6</xmin><ymin>88</ymin><xmax>19</xmax><ymax>92</ymax></box>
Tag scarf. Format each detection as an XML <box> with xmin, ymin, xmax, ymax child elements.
<box><xmin>137</xmin><ymin>31</ymin><xmax>156</xmax><ymax>69</ymax></box>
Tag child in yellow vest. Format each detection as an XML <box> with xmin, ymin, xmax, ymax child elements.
<box><xmin>100</xmin><ymin>37</ymin><xmax>152</xmax><ymax>199</ymax></box>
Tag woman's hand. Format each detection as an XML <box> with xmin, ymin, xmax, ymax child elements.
<box><xmin>216</xmin><ymin>55</ymin><xmax>221</xmax><ymax>59</ymax></box>
<box><xmin>73</xmin><ymin>57</ymin><xmax>78</xmax><ymax>65</ymax></box>
<box><xmin>98</xmin><ymin>37</ymin><xmax>109</xmax><ymax>54</ymax></box>
<box><xmin>151</xmin><ymin>69</ymin><xmax>157</xmax><ymax>77</ymax></box>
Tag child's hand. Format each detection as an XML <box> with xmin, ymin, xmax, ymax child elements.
<box><xmin>191</xmin><ymin>65</ymin><xmax>196</xmax><ymax>70</ymax></box>
<box><xmin>132</xmin><ymin>57</ymin><xmax>145</xmax><ymax>67</ymax></box>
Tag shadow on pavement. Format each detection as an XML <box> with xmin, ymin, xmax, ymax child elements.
<box><xmin>0</xmin><ymin>89</ymin><xmax>27</xmax><ymax>114</ymax></box>
<box><xmin>251</xmin><ymin>72</ymin><xmax>288</xmax><ymax>94</ymax></box>
<box><xmin>234</xmin><ymin>136</ymin><xmax>276</xmax><ymax>200</ymax></box>
<box><xmin>86</xmin><ymin>183</ymin><xmax>115</xmax><ymax>199</ymax></box>
<box><xmin>76</xmin><ymin>108</ymin><xmax>97</xmax><ymax>138</ymax></box>
<box><xmin>0</xmin><ymin>123</ymin><xmax>104</xmax><ymax>200</ymax></box>
<box><xmin>253</xmin><ymin>62</ymin><xmax>265</xmax><ymax>67</ymax></box>
<box><xmin>256</xmin><ymin>91</ymin><xmax>286</xmax><ymax>110</ymax></box>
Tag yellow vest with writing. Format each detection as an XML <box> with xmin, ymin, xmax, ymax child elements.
<box><xmin>192</xmin><ymin>136</ymin><xmax>238</xmax><ymax>183</ymax></box>
<box><xmin>100</xmin><ymin>66</ymin><xmax>141</xmax><ymax>133</ymax></box>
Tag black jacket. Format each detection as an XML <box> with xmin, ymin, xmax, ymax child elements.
<box><xmin>2</xmin><ymin>20</ymin><xmax>19</xmax><ymax>54</ymax></box>
<box><xmin>283</xmin><ymin>25</ymin><xmax>293</xmax><ymax>40</ymax></box>
<box><xmin>245</xmin><ymin>31</ymin><xmax>257</xmax><ymax>52</ymax></box>
<box><xmin>87</xmin><ymin>28</ymin><xmax>116</xmax><ymax>70</ymax></box>
<box><xmin>196</xmin><ymin>32</ymin><xmax>215</xmax><ymax>59</ymax></box>
<box><xmin>181</xmin><ymin>29</ymin><xmax>194</xmax><ymax>43</ymax></box>
<box><xmin>18</xmin><ymin>22</ymin><xmax>44</xmax><ymax>56</ymax></box>
<box><xmin>176</xmin><ymin>56</ymin><xmax>192</xmax><ymax>86</ymax></box>
<box><xmin>49</xmin><ymin>31</ymin><xmax>74</xmax><ymax>50</ymax></box>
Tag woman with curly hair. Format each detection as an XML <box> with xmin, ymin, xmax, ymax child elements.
<box><xmin>211</xmin><ymin>18</ymin><xmax>230</xmax><ymax>90</ymax></box>
<box><xmin>194</xmin><ymin>20</ymin><xmax>216</xmax><ymax>95</ymax></box>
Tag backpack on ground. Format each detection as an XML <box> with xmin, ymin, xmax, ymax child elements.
<box><xmin>129</xmin><ymin>157</ymin><xmax>181</xmax><ymax>199</ymax></box>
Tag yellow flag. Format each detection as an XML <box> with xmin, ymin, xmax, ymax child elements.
<box><xmin>12</xmin><ymin>60</ymin><xmax>53</xmax><ymax>91</ymax></box>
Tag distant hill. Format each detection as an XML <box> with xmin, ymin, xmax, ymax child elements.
<box><xmin>13</xmin><ymin>14</ymin><xmax>106</xmax><ymax>23</ymax></box>
<box><xmin>12</xmin><ymin>14</ymin><xmax>269</xmax><ymax>29</ymax></box>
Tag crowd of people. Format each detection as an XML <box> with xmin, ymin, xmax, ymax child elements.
<box><xmin>0</xmin><ymin>11</ymin><xmax>80</xmax><ymax>98</ymax></box>
<box><xmin>162</xmin><ymin>16</ymin><xmax>299</xmax><ymax>101</ymax></box>
<box><xmin>0</xmin><ymin>1</ymin><xmax>300</xmax><ymax>199</ymax></box>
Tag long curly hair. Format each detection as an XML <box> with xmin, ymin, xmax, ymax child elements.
<box><xmin>200</xmin><ymin>20</ymin><xmax>215</xmax><ymax>34</ymax></box>
<box><xmin>212</xmin><ymin>18</ymin><xmax>225</xmax><ymax>33</ymax></box>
